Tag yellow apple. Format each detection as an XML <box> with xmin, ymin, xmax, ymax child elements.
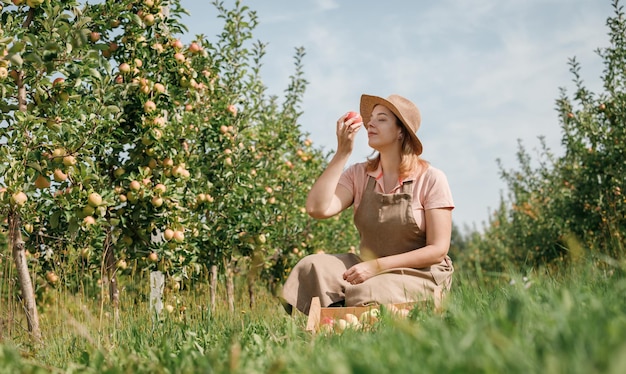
<box><xmin>147</xmin><ymin>252</ymin><xmax>158</xmax><ymax>263</ymax></box>
<box><xmin>163</xmin><ymin>228</ymin><xmax>175</xmax><ymax>241</ymax></box>
<box><xmin>87</xmin><ymin>192</ymin><xmax>102</xmax><ymax>207</ymax></box>
<box><xmin>173</xmin><ymin>230</ymin><xmax>185</xmax><ymax>243</ymax></box>
<box><xmin>62</xmin><ymin>155</ymin><xmax>76</xmax><ymax>167</ymax></box>
<box><xmin>46</xmin><ymin>271</ymin><xmax>59</xmax><ymax>285</ymax></box>
<box><xmin>151</xmin><ymin>196</ymin><xmax>163</xmax><ymax>207</ymax></box>
<box><xmin>11</xmin><ymin>191</ymin><xmax>28</xmax><ymax>206</ymax></box>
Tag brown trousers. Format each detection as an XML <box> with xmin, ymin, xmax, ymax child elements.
<box><xmin>281</xmin><ymin>253</ymin><xmax>453</xmax><ymax>314</ymax></box>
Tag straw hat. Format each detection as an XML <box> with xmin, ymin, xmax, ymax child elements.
<box><xmin>360</xmin><ymin>94</ymin><xmax>423</xmax><ymax>155</ymax></box>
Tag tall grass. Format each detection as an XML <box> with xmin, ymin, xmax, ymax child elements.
<box><xmin>2</xmin><ymin>257</ymin><xmax>626</xmax><ymax>373</ymax></box>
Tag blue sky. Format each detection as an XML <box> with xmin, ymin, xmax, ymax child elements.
<box><xmin>180</xmin><ymin>0</ymin><xmax>610</xmax><ymax>231</ymax></box>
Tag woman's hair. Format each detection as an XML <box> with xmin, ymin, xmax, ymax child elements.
<box><xmin>366</xmin><ymin>115</ymin><xmax>428</xmax><ymax>179</ymax></box>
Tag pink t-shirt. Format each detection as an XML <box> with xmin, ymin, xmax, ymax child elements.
<box><xmin>338</xmin><ymin>162</ymin><xmax>455</xmax><ymax>232</ymax></box>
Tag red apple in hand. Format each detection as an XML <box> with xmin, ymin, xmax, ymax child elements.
<box><xmin>345</xmin><ymin>111</ymin><xmax>362</xmax><ymax>123</ymax></box>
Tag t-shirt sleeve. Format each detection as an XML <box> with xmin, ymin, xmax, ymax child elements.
<box><xmin>420</xmin><ymin>167</ymin><xmax>455</xmax><ymax>210</ymax></box>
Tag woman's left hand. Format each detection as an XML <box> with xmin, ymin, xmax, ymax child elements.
<box><xmin>343</xmin><ymin>260</ymin><xmax>379</xmax><ymax>285</ymax></box>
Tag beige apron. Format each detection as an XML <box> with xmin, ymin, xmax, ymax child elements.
<box><xmin>281</xmin><ymin>176</ymin><xmax>453</xmax><ymax>314</ymax></box>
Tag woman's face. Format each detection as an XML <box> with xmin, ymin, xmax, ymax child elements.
<box><xmin>366</xmin><ymin>104</ymin><xmax>403</xmax><ymax>151</ymax></box>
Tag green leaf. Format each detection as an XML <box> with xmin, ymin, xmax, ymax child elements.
<box><xmin>50</xmin><ymin>211</ymin><xmax>61</xmax><ymax>229</ymax></box>
<box><xmin>23</xmin><ymin>51</ymin><xmax>43</xmax><ymax>65</ymax></box>
<box><xmin>8</xmin><ymin>53</ymin><xmax>23</xmax><ymax>67</ymax></box>
<box><xmin>8</xmin><ymin>41</ymin><xmax>25</xmax><ymax>54</ymax></box>
<box><xmin>27</xmin><ymin>162</ymin><xmax>42</xmax><ymax>172</ymax></box>
<box><xmin>88</xmin><ymin>68</ymin><xmax>101</xmax><ymax>80</ymax></box>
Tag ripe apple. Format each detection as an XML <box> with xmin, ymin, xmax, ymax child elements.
<box><xmin>144</xmin><ymin>100</ymin><xmax>156</xmax><ymax>113</ymax></box>
<box><xmin>172</xmin><ymin>230</ymin><xmax>185</xmax><ymax>243</ymax></box>
<box><xmin>12</xmin><ymin>0</ymin><xmax>25</xmax><ymax>6</ymax></box>
<box><xmin>227</xmin><ymin>104</ymin><xmax>237</xmax><ymax>116</ymax></box>
<box><xmin>151</xmin><ymin>196</ymin><xmax>163</xmax><ymax>207</ymax></box>
<box><xmin>153</xmin><ymin>83</ymin><xmax>165</xmax><ymax>94</ymax></box>
<box><xmin>53</xmin><ymin>77</ymin><xmax>65</xmax><ymax>86</ymax></box>
<box><xmin>83</xmin><ymin>215</ymin><xmax>96</xmax><ymax>225</ymax></box>
<box><xmin>345</xmin><ymin>111</ymin><xmax>362</xmax><ymax>123</ymax></box>
<box><xmin>51</xmin><ymin>147</ymin><xmax>66</xmax><ymax>159</ymax></box>
<box><xmin>344</xmin><ymin>313</ymin><xmax>359</xmax><ymax>326</ymax></box>
<box><xmin>143</xmin><ymin>13</ymin><xmax>155</xmax><ymax>26</ymax></box>
<box><xmin>153</xmin><ymin>183</ymin><xmax>167</xmax><ymax>194</ymax></box>
<box><xmin>162</xmin><ymin>158</ymin><xmax>174</xmax><ymax>168</ymax></box>
<box><xmin>171</xmin><ymin>39</ymin><xmax>183</xmax><ymax>50</ymax></box>
<box><xmin>320</xmin><ymin>317</ymin><xmax>335</xmax><ymax>333</ymax></box>
<box><xmin>11</xmin><ymin>191</ymin><xmax>28</xmax><ymax>207</ymax></box>
<box><xmin>359</xmin><ymin>309</ymin><xmax>380</xmax><ymax>324</ymax></box>
<box><xmin>147</xmin><ymin>252</ymin><xmax>159</xmax><ymax>263</ymax></box>
<box><xmin>89</xmin><ymin>31</ymin><xmax>100</xmax><ymax>43</ymax></box>
<box><xmin>334</xmin><ymin>318</ymin><xmax>348</xmax><ymax>333</ymax></box>
<box><xmin>0</xmin><ymin>67</ymin><xmax>8</xmax><ymax>80</ymax></box>
<box><xmin>87</xmin><ymin>192</ymin><xmax>102</xmax><ymax>207</ymax></box>
<box><xmin>174</xmin><ymin>53</ymin><xmax>185</xmax><ymax>63</ymax></box>
<box><xmin>53</xmin><ymin>169</ymin><xmax>68</xmax><ymax>182</ymax></box>
<box><xmin>46</xmin><ymin>271</ymin><xmax>59</xmax><ymax>285</ymax></box>
<box><xmin>163</xmin><ymin>228</ymin><xmax>175</xmax><ymax>241</ymax></box>
<box><xmin>189</xmin><ymin>42</ymin><xmax>202</xmax><ymax>53</ymax></box>
<box><xmin>129</xmin><ymin>180</ymin><xmax>141</xmax><ymax>191</ymax></box>
<box><xmin>62</xmin><ymin>155</ymin><xmax>76</xmax><ymax>167</ymax></box>
<box><xmin>119</xmin><ymin>62</ymin><xmax>131</xmax><ymax>74</ymax></box>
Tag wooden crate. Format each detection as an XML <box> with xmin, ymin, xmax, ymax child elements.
<box><xmin>305</xmin><ymin>289</ymin><xmax>443</xmax><ymax>332</ymax></box>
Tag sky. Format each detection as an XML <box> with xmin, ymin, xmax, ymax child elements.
<box><xmin>179</xmin><ymin>0</ymin><xmax>611</xmax><ymax>232</ymax></box>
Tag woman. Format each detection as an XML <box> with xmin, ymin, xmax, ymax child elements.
<box><xmin>281</xmin><ymin>94</ymin><xmax>454</xmax><ymax>314</ymax></box>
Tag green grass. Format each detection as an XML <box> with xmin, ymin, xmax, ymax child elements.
<box><xmin>2</xmin><ymin>261</ymin><xmax>626</xmax><ymax>374</ymax></box>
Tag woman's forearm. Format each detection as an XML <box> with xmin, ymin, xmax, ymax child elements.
<box><xmin>376</xmin><ymin>244</ymin><xmax>448</xmax><ymax>271</ymax></box>
<box><xmin>305</xmin><ymin>150</ymin><xmax>351</xmax><ymax>218</ymax></box>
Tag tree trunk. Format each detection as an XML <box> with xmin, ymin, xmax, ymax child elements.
<box><xmin>247</xmin><ymin>273</ymin><xmax>255</xmax><ymax>309</ymax></box>
<box><xmin>102</xmin><ymin>229</ymin><xmax>119</xmax><ymax>321</ymax></box>
<box><xmin>8</xmin><ymin>210</ymin><xmax>42</xmax><ymax>344</ymax></box>
<box><xmin>226</xmin><ymin>267</ymin><xmax>235</xmax><ymax>312</ymax></box>
<box><xmin>210</xmin><ymin>264</ymin><xmax>217</xmax><ymax>312</ymax></box>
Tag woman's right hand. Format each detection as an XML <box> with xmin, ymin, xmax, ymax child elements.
<box><xmin>336</xmin><ymin>113</ymin><xmax>363</xmax><ymax>154</ymax></box>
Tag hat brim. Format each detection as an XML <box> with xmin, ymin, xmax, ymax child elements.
<box><xmin>360</xmin><ymin>94</ymin><xmax>423</xmax><ymax>155</ymax></box>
